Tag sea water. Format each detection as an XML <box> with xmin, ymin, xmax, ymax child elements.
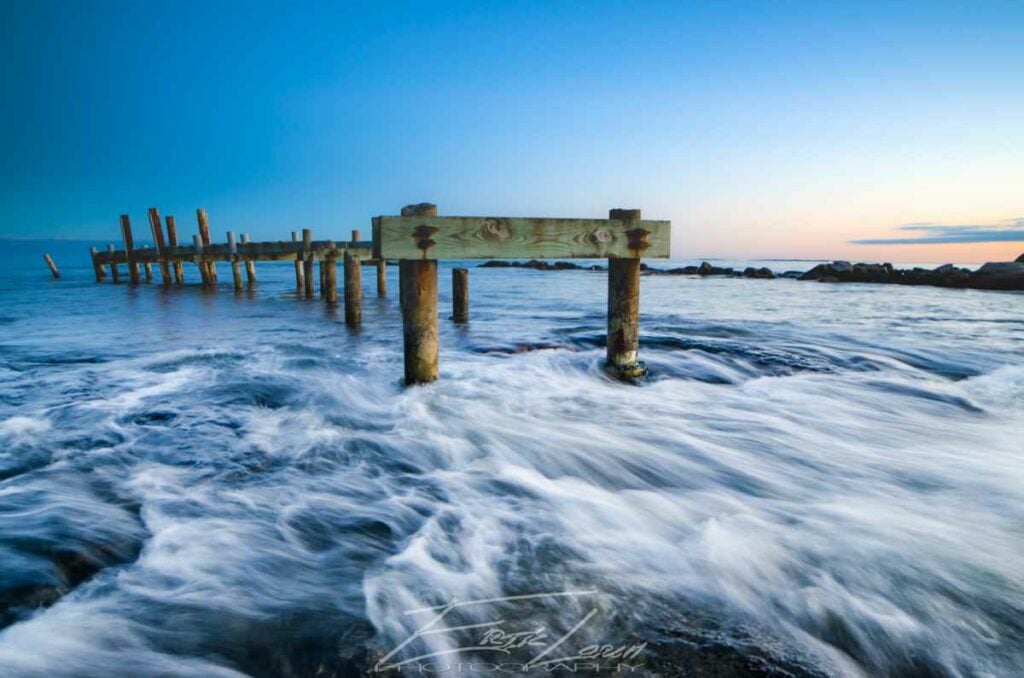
<box><xmin>0</xmin><ymin>241</ymin><xmax>1021</xmax><ymax>677</ymax></box>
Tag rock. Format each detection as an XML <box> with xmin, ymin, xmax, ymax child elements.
<box><xmin>697</xmin><ymin>261</ymin><xmax>713</xmax><ymax>275</ymax></box>
<box><xmin>742</xmin><ymin>266</ymin><xmax>775</xmax><ymax>279</ymax></box>
<box><xmin>933</xmin><ymin>263</ymin><xmax>954</xmax><ymax>274</ymax></box>
<box><xmin>832</xmin><ymin>260</ymin><xmax>852</xmax><ymax>272</ymax></box>
<box><xmin>1016</xmin><ymin>253</ymin><xmax>1024</xmax><ymax>263</ymax></box>
<box><xmin>969</xmin><ymin>261</ymin><xmax>1024</xmax><ymax>290</ymax></box>
<box><xmin>779</xmin><ymin>270</ymin><xmax>804</xmax><ymax>279</ymax></box>
<box><xmin>476</xmin><ymin>260</ymin><xmax>603</xmax><ymax>271</ymax></box>
<box><xmin>819</xmin><ymin>275</ymin><xmax>839</xmax><ymax>283</ymax></box>
<box><xmin>799</xmin><ymin>263</ymin><xmax>832</xmax><ymax>281</ymax></box>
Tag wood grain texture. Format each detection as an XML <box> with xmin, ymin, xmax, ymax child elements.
<box><xmin>376</xmin><ymin>216</ymin><xmax>670</xmax><ymax>260</ymax></box>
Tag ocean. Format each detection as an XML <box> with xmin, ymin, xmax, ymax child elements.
<box><xmin>0</xmin><ymin>240</ymin><xmax>1021</xmax><ymax>677</ymax></box>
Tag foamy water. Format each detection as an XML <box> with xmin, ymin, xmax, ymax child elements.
<box><xmin>0</xmin><ymin>243</ymin><xmax>1022</xmax><ymax>676</ymax></box>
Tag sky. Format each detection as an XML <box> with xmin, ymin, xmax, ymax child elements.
<box><xmin>1</xmin><ymin>0</ymin><xmax>1022</xmax><ymax>263</ymax></box>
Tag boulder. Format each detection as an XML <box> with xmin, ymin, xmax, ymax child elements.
<box><xmin>799</xmin><ymin>263</ymin><xmax>833</xmax><ymax>281</ymax></box>
<box><xmin>742</xmin><ymin>266</ymin><xmax>775</xmax><ymax>279</ymax></box>
<box><xmin>832</xmin><ymin>260</ymin><xmax>853</xmax><ymax>272</ymax></box>
<box><xmin>969</xmin><ymin>262</ymin><xmax>1024</xmax><ymax>290</ymax></box>
<box><xmin>1016</xmin><ymin>253</ymin><xmax>1024</xmax><ymax>263</ymax></box>
<box><xmin>697</xmin><ymin>261</ymin><xmax>713</xmax><ymax>275</ymax></box>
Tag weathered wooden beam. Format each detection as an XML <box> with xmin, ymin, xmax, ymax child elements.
<box><xmin>606</xmin><ymin>209</ymin><xmax>647</xmax><ymax>379</ymax></box>
<box><xmin>148</xmin><ymin>207</ymin><xmax>171</xmax><ymax>286</ymax></box>
<box><xmin>143</xmin><ymin>259</ymin><xmax>154</xmax><ymax>282</ymax></box>
<box><xmin>452</xmin><ymin>267</ymin><xmax>468</xmax><ymax>323</ymax></box>
<box><xmin>241</xmin><ymin>233</ymin><xmax>256</xmax><ymax>284</ymax></box>
<box><xmin>43</xmin><ymin>253</ymin><xmax>60</xmax><ymax>279</ymax></box>
<box><xmin>302</xmin><ymin>228</ymin><xmax>314</xmax><ymax>299</ymax></box>
<box><xmin>375</xmin><ymin>213</ymin><xmax>670</xmax><ymax>260</ymax></box>
<box><xmin>120</xmin><ymin>214</ymin><xmax>140</xmax><ymax>284</ymax></box>
<box><xmin>91</xmin><ymin>240</ymin><xmax>373</xmax><ymax>265</ymax></box>
<box><xmin>89</xmin><ymin>247</ymin><xmax>105</xmax><ymax>282</ymax></box>
<box><xmin>107</xmin><ymin>244</ymin><xmax>120</xmax><ymax>283</ymax></box>
<box><xmin>376</xmin><ymin>260</ymin><xmax>387</xmax><ymax>297</ymax></box>
<box><xmin>166</xmin><ymin>216</ymin><xmax>185</xmax><ymax>283</ymax></box>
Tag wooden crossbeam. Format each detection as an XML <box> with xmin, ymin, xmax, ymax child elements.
<box><xmin>93</xmin><ymin>241</ymin><xmax>373</xmax><ymax>264</ymax></box>
<box><xmin>373</xmin><ymin>216</ymin><xmax>671</xmax><ymax>260</ymax></box>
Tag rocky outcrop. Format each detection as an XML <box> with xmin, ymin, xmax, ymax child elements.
<box><xmin>477</xmin><ymin>260</ymin><xmax>605</xmax><ymax>271</ymax></box>
<box><xmin>800</xmin><ymin>261</ymin><xmax>1021</xmax><ymax>290</ymax></box>
<box><xmin>969</xmin><ymin>262</ymin><xmax>1024</xmax><ymax>290</ymax></box>
<box><xmin>477</xmin><ymin>257</ymin><xmax>1024</xmax><ymax>291</ymax></box>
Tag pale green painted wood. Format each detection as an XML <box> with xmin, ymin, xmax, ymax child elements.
<box><xmin>374</xmin><ymin>216</ymin><xmax>671</xmax><ymax>260</ymax></box>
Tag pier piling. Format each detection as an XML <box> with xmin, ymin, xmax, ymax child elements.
<box><xmin>43</xmin><ymin>253</ymin><xmax>60</xmax><ymax>279</ymax></box>
<box><xmin>398</xmin><ymin>203</ymin><xmax>440</xmax><ymax>385</ymax></box>
<box><xmin>376</xmin><ymin>260</ymin><xmax>387</xmax><ymax>296</ymax></box>
<box><xmin>120</xmin><ymin>214</ymin><xmax>140</xmax><ymax>284</ymax></box>
<box><xmin>452</xmin><ymin>267</ymin><xmax>469</xmax><ymax>323</ymax></box>
<box><xmin>193</xmin><ymin>235</ymin><xmax>211</xmax><ymax>286</ymax></box>
<box><xmin>144</xmin><ymin>260</ymin><xmax>154</xmax><ymax>282</ymax></box>
<box><xmin>89</xmin><ymin>247</ymin><xmax>105</xmax><ymax>282</ymax></box>
<box><xmin>227</xmin><ymin>231</ymin><xmax>243</xmax><ymax>291</ymax></box>
<box><xmin>323</xmin><ymin>243</ymin><xmax>338</xmax><ymax>303</ymax></box>
<box><xmin>197</xmin><ymin>209</ymin><xmax>217</xmax><ymax>283</ymax></box>
<box><xmin>302</xmin><ymin>228</ymin><xmax>314</xmax><ymax>298</ymax></box>
<box><xmin>241</xmin><ymin>233</ymin><xmax>256</xmax><ymax>284</ymax></box>
<box><xmin>606</xmin><ymin>209</ymin><xmax>646</xmax><ymax>379</ymax></box>
<box><xmin>292</xmin><ymin>231</ymin><xmax>304</xmax><ymax>292</ymax></box>
<box><xmin>148</xmin><ymin>207</ymin><xmax>171</xmax><ymax>286</ymax></box>
<box><xmin>400</xmin><ymin>260</ymin><xmax>438</xmax><ymax>384</ymax></box>
<box><xmin>107</xmin><ymin>244</ymin><xmax>120</xmax><ymax>283</ymax></box>
<box><xmin>166</xmin><ymin>216</ymin><xmax>184</xmax><ymax>283</ymax></box>
<box><xmin>344</xmin><ymin>231</ymin><xmax>362</xmax><ymax>327</ymax></box>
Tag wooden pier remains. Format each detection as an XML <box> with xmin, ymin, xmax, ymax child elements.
<box><xmin>89</xmin><ymin>204</ymin><xmax>670</xmax><ymax>385</ymax></box>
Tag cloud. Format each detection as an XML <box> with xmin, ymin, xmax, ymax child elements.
<box><xmin>851</xmin><ymin>218</ymin><xmax>1024</xmax><ymax>245</ymax></box>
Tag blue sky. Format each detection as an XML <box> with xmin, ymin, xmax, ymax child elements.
<box><xmin>2</xmin><ymin>1</ymin><xmax>1022</xmax><ymax>261</ymax></box>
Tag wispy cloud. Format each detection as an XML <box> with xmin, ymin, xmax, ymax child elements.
<box><xmin>851</xmin><ymin>218</ymin><xmax>1024</xmax><ymax>245</ymax></box>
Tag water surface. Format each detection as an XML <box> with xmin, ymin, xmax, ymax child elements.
<box><xmin>0</xmin><ymin>242</ymin><xmax>1022</xmax><ymax>677</ymax></box>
